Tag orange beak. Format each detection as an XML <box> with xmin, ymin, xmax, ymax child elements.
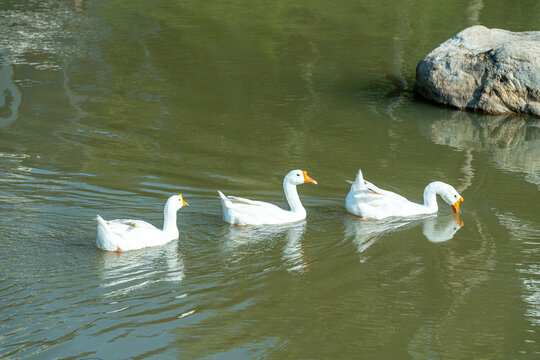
<box><xmin>179</xmin><ymin>193</ymin><xmax>189</xmax><ymax>206</ymax></box>
<box><xmin>451</xmin><ymin>197</ymin><xmax>463</xmax><ymax>213</ymax></box>
<box><xmin>303</xmin><ymin>171</ymin><xmax>317</xmax><ymax>184</ymax></box>
<box><xmin>303</xmin><ymin>171</ymin><xmax>317</xmax><ymax>185</ymax></box>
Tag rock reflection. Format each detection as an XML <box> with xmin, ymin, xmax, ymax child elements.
<box><xmin>344</xmin><ymin>214</ymin><xmax>464</xmax><ymax>258</ymax></box>
<box><xmin>419</xmin><ymin>112</ymin><xmax>540</xmax><ymax>188</ymax></box>
<box><xmin>467</xmin><ymin>0</ymin><xmax>484</xmax><ymax>25</ymax></box>
<box><xmin>221</xmin><ymin>221</ymin><xmax>308</xmax><ymax>273</ymax></box>
<box><xmin>496</xmin><ymin>212</ymin><xmax>540</xmax><ymax>327</ymax></box>
<box><xmin>0</xmin><ymin>52</ymin><xmax>21</xmax><ymax>127</ymax></box>
<box><xmin>97</xmin><ymin>240</ymin><xmax>184</xmax><ymax>298</ymax></box>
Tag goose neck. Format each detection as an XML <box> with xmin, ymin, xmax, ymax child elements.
<box><xmin>163</xmin><ymin>207</ymin><xmax>179</xmax><ymax>237</ymax></box>
<box><xmin>422</xmin><ymin>183</ymin><xmax>440</xmax><ymax>212</ymax></box>
<box><xmin>283</xmin><ymin>180</ymin><xmax>305</xmax><ymax>214</ymax></box>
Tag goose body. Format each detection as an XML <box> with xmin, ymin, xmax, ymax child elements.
<box><xmin>96</xmin><ymin>194</ymin><xmax>188</xmax><ymax>252</ymax></box>
<box><xmin>345</xmin><ymin>169</ymin><xmax>463</xmax><ymax>220</ymax></box>
<box><xmin>218</xmin><ymin>169</ymin><xmax>317</xmax><ymax>225</ymax></box>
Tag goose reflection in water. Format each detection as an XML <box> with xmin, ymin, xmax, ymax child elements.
<box><xmin>97</xmin><ymin>240</ymin><xmax>184</xmax><ymax>298</ymax></box>
<box><xmin>344</xmin><ymin>214</ymin><xmax>464</xmax><ymax>258</ymax></box>
<box><xmin>221</xmin><ymin>221</ymin><xmax>308</xmax><ymax>274</ymax></box>
<box><xmin>422</xmin><ymin>214</ymin><xmax>464</xmax><ymax>243</ymax></box>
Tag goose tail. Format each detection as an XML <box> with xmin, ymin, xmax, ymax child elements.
<box><xmin>96</xmin><ymin>215</ymin><xmax>116</xmax><ymax>250</ymax></box>
<box><xmin>96</xmin><ymin>215</ymin><xmax>110</xmax><ymax>229</ymax></box>
<box><xmin>217</xmin><ymin>190</ymin><xmax>231</xmax><ymax>207</ymax></box>
<box><xmin>350</xmin><ymin>169</ymin><xmax>366</xmax><ymax>190</ymax></box>
<box><xmin>217</xmin><ymin>190</ymin><xmax>227</xmax><ymax>200</ymax></box>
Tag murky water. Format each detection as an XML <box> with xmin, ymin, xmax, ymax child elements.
<box><xmin>1</xmin><ymin>0</ymin><xmax>539</xmax><ymax>358</ymax></box>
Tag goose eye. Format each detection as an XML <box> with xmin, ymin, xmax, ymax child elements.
<box><xmin>297</xmin><ymin>174</ymin><xmax>300</xmax><ymax>176</ymax></box>
<box><xmin>454</xmin><ymin>195</ymin><xmax>457</xmax><ymax>198</ymax></box>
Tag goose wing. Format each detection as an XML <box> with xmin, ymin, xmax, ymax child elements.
<box><xmin>106</xmin><ymin>219</ymin><xmax>158</xmax><ymax>236</ymax></box>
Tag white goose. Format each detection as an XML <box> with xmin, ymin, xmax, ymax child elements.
<box><xmin>218</xmin><ymin>169</ymin><xmax>317</xmax><ymax>225</ymax></box>
<box><xmin>345</xmin><ymin>169</ymin><xmax>463</xmax><ymax>220</ymax></box>
<box><xmin>96</xmin><ymin>194</ymin><xmax>189</xmax><ymax>252</ymax></box>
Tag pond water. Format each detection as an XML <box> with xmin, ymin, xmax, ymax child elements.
<box><xmin>1</xmin><ymin>0</ymin><xmax>539</xmax><ymax>359</ymax></box>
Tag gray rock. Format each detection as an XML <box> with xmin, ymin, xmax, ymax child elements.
<box><xmin>414</xmin><ymin>25</ymin><xmax>540</xmax><ymax>117</ymax></box>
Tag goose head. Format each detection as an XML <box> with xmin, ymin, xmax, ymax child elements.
<box><xmin>437</xmin><ymin>183</ymin><xmax>463</xmax><ymax>213</ymax></box>
<box><xmin>164</xmin><ymin>193</ymin><xmax>189</xmax><ymax>213</ymax></box>
<box><xmin>285</xmin><ymin>169</ymin><xmax>318</xmax><ymax>186</ymax></box>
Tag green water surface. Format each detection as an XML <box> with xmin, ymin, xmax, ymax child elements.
<box><xmin>1</xmin><ymin>0</ymin><xmax>539</xmax><ymax>359</ymax></box>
